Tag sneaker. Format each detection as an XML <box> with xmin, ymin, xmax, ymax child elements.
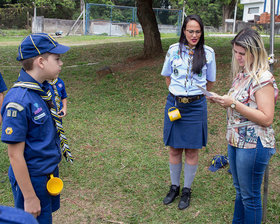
<box><xmin>163</xmin><ymin>185</ymin><xmax>180</xmax><ymax>205</ymax></box>
<box><xmin>178</xmin><ymin>187</ymin><xmax>191</xmax><ymax>210</ymax></box>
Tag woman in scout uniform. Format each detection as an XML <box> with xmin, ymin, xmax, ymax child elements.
<box><xmin>210</xmin><ymin>28</ymin><xmax>278</xmax><ymax>223</ymax></box>
<box><xmin>161</xmin><ymin>14</ymin><xmax>216</xmax><ymax>210</ymax></box>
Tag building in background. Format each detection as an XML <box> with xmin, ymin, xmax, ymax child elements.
<box><xmin>241</xmin><ymin>0</ymin><xmax>280</xmax><ymax>22</ymax></box>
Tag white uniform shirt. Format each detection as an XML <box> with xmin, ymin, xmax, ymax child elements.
<box><xmin>161</xmin><ymin>43</ymin><xmax>216</xmax><ymax>96</ymax></box>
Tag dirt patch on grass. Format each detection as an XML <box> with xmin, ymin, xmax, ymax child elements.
<box><xmin>53</xmin><ymin>187</ymin><xmax>128</xmax><ymax>224</ymax></box>
<box><xmin>119</xmin><ymin>55</ymin><xmax>165</xmax><ymax>72</ymax></box>
<box><xmin>96</xmin><ymin>54</ymin><xmax>165</xmax><ymax>80</ymax></box>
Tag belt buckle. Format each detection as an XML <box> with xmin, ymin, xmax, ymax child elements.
<box><xmin>181</xmin><ymin>97</ymin><xmax>189</xmax><ymax>103</ymax></box>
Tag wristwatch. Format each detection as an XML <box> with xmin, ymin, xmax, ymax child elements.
<box><xmin>230</xmin><ymin>100</ymin><xmax>236</xmax><ymax>109</ymax></box>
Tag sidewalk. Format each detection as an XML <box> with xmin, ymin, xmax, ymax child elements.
<box><xmin>207</xmin><ymin>33</ymin><xmax>280</xmax><ymax>38</ymax></box>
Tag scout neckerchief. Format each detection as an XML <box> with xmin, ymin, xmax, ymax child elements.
<box><xmin>184</xmin><ymin>45</ymin><xmax>195</xmax><ymax>88</ymax></box>
<box><xmin>12</xmin><ymin>81</ymin><xmax>73</xmax><ymax>163</ymax></box>
<box><xmin>48</xmin><ymin>78</ymin><xmax>61</xmax><ymax>112</ymax></box>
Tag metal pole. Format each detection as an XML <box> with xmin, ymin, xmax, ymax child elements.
<box><xmin>32</xmin><ymin>2</ymin><xmax>37</xmax><ymax>33</ymax></box>
<box><xmin>263</xmin><ymin>2</ymin><xmax>275</xmax><ymax>223</ymax></box>
<box><xmin>182</xmin><ymin>1</ymin><xmax>186</xmax><ymax>25</ymax></box>
<box><xmin>262</xmin><ymin>162</ymin><xmax>269</xmax><ymax>223</ymax></box>
<box><xmin>82</xmin><ymin>0</ymin><xmax>85</xmax><ymax>35</ymax></box>
<box><xmin>110</xmin><ymin>5</ymin><xmax>112</xmax><ymax>36</ymax></box>
<box><xmin>264</xmin><ymin>0</ymin><xmax>267</xmax><ymax>13</ymax></box>
<box><xmin>233</xmin><ymin>0</ymin><xmax>238</xmax><ymax>34</ymax></box>
<box><xmin>66</xmin><ymin>9</ymin><xmax>84</xmax><ymax>36</ymax></box>
<box><xmin>269</xmin><ymin>0</ymin><xmax>275</xmax><ymax>73</ymax></box>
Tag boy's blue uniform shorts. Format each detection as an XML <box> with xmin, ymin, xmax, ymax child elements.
<box><xmin>8</xmin><ymin>166</ymin><xmax>60</xmax><ymax>224</ymax></box>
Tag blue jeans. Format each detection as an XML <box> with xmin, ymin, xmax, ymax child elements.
<box><xmin>228</xmin><ymin>138</ymin><xmax>275</xmax><ymax>224</ymax></box>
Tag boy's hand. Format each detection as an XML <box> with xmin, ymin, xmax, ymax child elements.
<box><xmin>58</xmin><ymin>108</ymin><xmax>67</xmax><ymax>118</ymax></box>
<box><xmin>24</xmin><ymin>195</ymin><xmax>41</xmax><ymax>218</ymax></box>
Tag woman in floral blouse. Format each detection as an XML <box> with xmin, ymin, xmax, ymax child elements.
<box><xmin>210</xmin><ymin>28</ymin><xmax>278</xmax><ymax>224</ymax></box>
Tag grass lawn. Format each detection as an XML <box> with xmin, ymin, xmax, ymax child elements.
<box><xmin>0</xmin><ymin>33</ymin><xmax>279</xmax><ymax>223</ymax></box>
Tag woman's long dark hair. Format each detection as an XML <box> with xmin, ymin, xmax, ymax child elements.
<box><xmin>179</xmin><ymin>15</ymin><xmax>206</xmax><ymax>74</ymax></box>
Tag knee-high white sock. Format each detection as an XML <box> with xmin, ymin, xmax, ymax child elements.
<box><xmin>169</xmin><ymin>162</ymin><xmax>182</xmax><ymax>187</ymax></box>
<box><xmin>184</xmin><ymin>163</ymin><xmax>198</xmax><ymax>188</ymax></box>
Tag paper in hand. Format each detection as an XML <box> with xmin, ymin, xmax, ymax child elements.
<box><xmin>195</xmin><ymin>84</ymin><xmax>213</xmax><ymax>97</ymax></box>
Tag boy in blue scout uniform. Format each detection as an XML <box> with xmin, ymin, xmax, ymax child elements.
<box><xmin>0</xmin><ymin>72</ymin><xmax>8</xmax><ymax>124</ymax></box>
<box><xmin>1</xmin><ymin>33</ymin><xmax>72</xmax><ymax>224</ymax></box>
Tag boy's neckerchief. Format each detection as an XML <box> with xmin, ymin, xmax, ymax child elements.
<box><xmin>48</xmin><ymin>78</ymin><xmax>61</xmax><ymax>112</ymax></box>
<box><xmin>12</xmin><ymin>81</ymin><xmax>73</xmax><ymax>163</ymax></box>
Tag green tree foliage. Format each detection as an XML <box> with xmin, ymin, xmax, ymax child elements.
<box><xmin>85</xmin><ymin>0</ymin><xmax>114</xmax><ymax>5</ymax></box>
<box><xmin>184</xmin><ymin>0</ymin><xmax>223</xmax><ymax>27</ymax></box>
<box><xmin>0</xmin><ymin>0</ymin><xmax>76</xmax><ymax>8</ymax></box>
<box><xmin>167</xmin><ymin>0</ymin><xmax>243</xmax><ymax>28</ymax></box>
<box><xmin>111</xmin><ymin>0</ymin><xmax>136</xmax><ymax>6</ymax></box>
<box><xmin>33</xmin><ymin>0</ymin><xmax>75</xmax><ymax>10</ymax></box>
<box><xmin>87</xmin><ymin>3</ymin><xmax>135</xmax><ymax>22</ymax></box>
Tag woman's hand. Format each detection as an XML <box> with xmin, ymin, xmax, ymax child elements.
<box><xmin>208</xmin><ymin>93</ymin><xmax>234</xmax><ymax>108</ymax></box>
<box><xmin>206</xmin><ymin>92</ymin><xmax>222</xmax><ymax>104</ymax></box>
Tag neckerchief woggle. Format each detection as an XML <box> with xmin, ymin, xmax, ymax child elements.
<box><xmin>12</xmin><ymin>81</ymin><xmax>73</xmax><ymax>163</ymax></box>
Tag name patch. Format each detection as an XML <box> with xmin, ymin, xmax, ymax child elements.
<box><xmin>34</xmin><ymin>112</ymin><xmax>46</xmax><ymax>120</ymax></box>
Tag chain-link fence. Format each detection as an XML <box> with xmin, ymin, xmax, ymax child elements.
<box><xmin>85</xmin><ymin>3</ymin><xmax>182</xmax><ymax>36</ymax></box>
<box><xmin>0</xmin><ymin>3</ymin><xmax>182</xmax><ymax>36</ymax></box>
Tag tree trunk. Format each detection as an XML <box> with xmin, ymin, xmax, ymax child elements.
<box><xmin>222</xmin><ymin>0</ymin><xmax>237</xmax><ymax>32</ymax></box>
<box><xmin>136</xmin><ymin>0</ymin><xmax>163</xmax><ymax>58</ymax></box>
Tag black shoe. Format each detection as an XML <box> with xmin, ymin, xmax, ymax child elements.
<box><xmin>178</xmin><ymin>187</ymin><xmax>191</xmax><ymax>210</ymax></box>
<box><xmin>163</xmin><ymin>185</ymin><xmax>180</xmax><ymax>205</ymax></box>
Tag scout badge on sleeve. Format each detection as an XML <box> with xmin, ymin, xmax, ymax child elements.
<box><xmin>47</xmin><ymin>174</ymin><xmax>63</xmax><ymax>196</ymax></box>
<box><xmin>168</xmin><ymin>107</ymin><xmax>181</xmax><ymax>121</ymax></box>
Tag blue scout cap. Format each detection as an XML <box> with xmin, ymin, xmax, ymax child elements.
<box><xmin>208</xmin><ymin>155</ymin><xmax>228</xmax><ymax>172</ymax></box>
<box><xmin>17</xmin><ymin>33</ymin><xmax>70</xmax><ymax>61</ymax></box>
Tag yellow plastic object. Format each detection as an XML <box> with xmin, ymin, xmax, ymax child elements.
<box><xmin>46</xmin><ymin>174</ymin><xmax>63</xmax><ymax>196</ymax></box>
<box><xmin>168</xmin><ymin>107</ymin><xmax>181</xmax><ymax>122</ymax></box>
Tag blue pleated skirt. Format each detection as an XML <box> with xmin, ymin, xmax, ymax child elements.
<box><xmin>163</xmin><ymin>93</ymin><xmax>207</xmax><ymax>149</ymax></box>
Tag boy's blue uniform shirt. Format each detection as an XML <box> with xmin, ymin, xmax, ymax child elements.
<box><xmin>0</xmin><ymin>72</ymin><xmax>8</xmax><ymax>93</ymax></box>
<box><xmin>0</xmin><ymin>205</ymin><xmax>38</xmax><ymax>224</ymax></box>
<box><xmin>161</xmin><ymin>43</ymin><xmax>216</xmax><ymax>96</ymax></box>
<box><xmin>56</xmin><ymin>78</ymin><xmax>67</xmax><ymax>99</ymax></box>
<box><xmin>55</xmin><ymin>77</ymin><xmax>67</xmax><ymax>109</ymax></box>
<box><xmin>1</xmin><ymin>68</ymin><xmax>61</xmax><ymax>176</ymax></box>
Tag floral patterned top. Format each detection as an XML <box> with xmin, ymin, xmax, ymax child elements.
<box><xmin>226</xmin><ymin>70</ymin><xmax>278</xmax><ymax>149</ymax></box>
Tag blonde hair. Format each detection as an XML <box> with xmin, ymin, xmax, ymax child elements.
<box><xmin>231</xmin><ymin>28</ymin><xmax>269</xmax><ymax>81</ymax></box>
